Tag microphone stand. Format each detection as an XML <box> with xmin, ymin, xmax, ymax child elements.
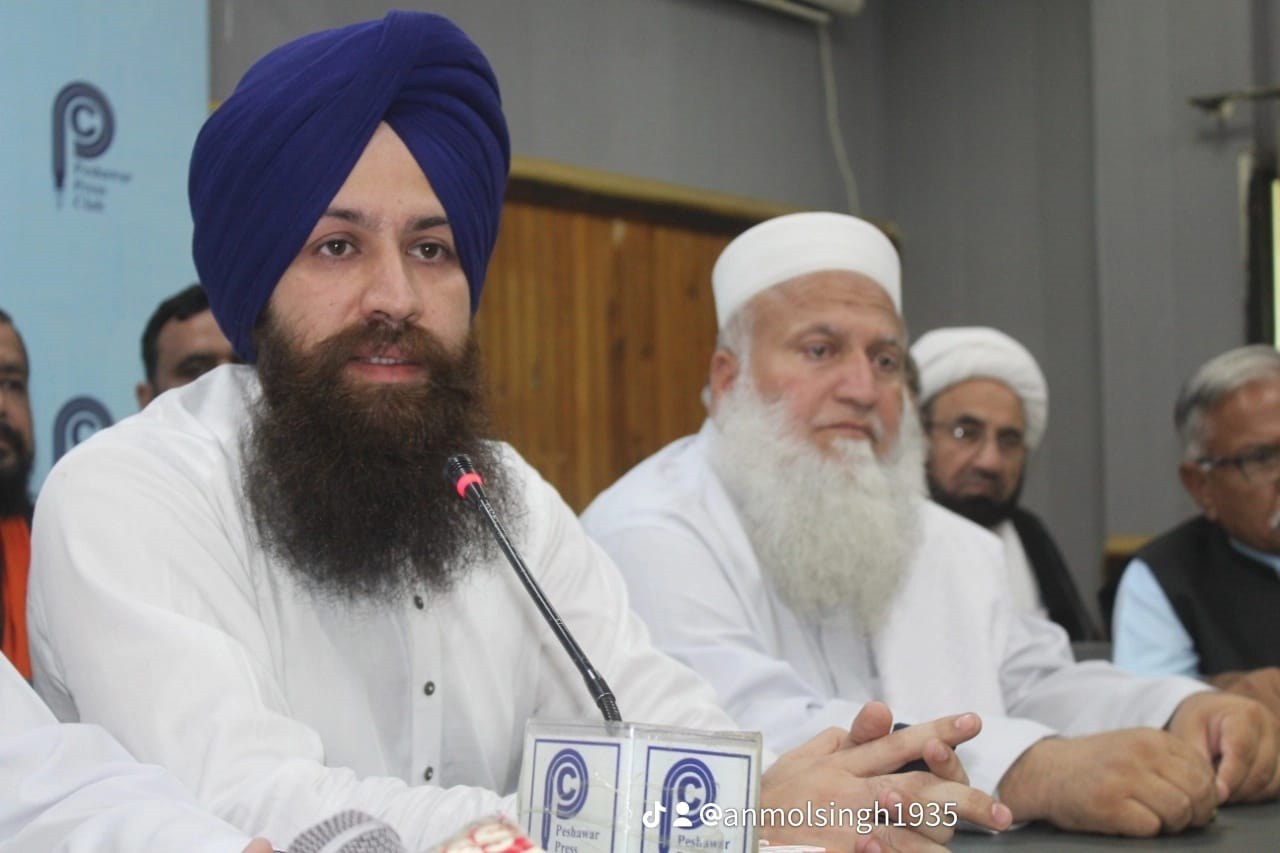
<box><xmin>445</xmin><ymin>454</ymin><xmax>622</xmax><ymax>723</ymax></box>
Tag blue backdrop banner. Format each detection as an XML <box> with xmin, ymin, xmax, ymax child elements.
<box><xmin>0</xmin><ymin>0</ymin><xmax>209</xmax><ymax>493</ymax></box>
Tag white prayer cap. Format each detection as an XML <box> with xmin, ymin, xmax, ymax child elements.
<box><xmin>912</xmin><ymin>326</ymin><xmax>1049</xmax><ymax>450</ymax></box>
<box><xmin>712</xmin><ymin>212</ymin><xmax>901</xmax><ymax>329</ymax></box>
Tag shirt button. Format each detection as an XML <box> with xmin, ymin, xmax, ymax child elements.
<box><xmin>424</xmin><ymin>681</ymin><xmax>436</xmax><ymax>696</ymax></box>
<box><xmin>423</xmin><ymin>766</ymin><xmax>434</xmax><ymax>782</ymax></box>
<box><xmin>413</xmin><ymin>594</ymin><xmax>425</xmax><ymax>609</ymax></box>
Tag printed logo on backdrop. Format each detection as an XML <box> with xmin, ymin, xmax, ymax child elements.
<box><xmin>52</xmin><ymin>81</ymin><xmax>131</xmax><ymax>211</ymax></box>
<box><xmin>52</xmin><ymin>396</ymin><xmax>113</xmax><ymax>463</ymax></box>
<box><xmin>541</xmin><ymin>748</ymin><xmax>589</xmax><ymax>849</ymax></box>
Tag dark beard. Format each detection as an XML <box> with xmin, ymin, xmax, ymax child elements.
<box><xmin>927</xmin><ymin>470</ymin><xmax>1023</xmax><ymax>529</ymax></box>
<box><xmin>0</xmin><ymin>423</ymin><xmax>32</xmax><ymax>518</ymax></box>
<box><xmin>243</xmin><ymin>313</ymin><xmax>514</xmax><ymax>604</ymax></box>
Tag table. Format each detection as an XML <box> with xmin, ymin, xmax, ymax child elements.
<box><xmin>951</xmin><ymin>800</ymin><xmax>1280</xmax><ymax>850</ymax></box>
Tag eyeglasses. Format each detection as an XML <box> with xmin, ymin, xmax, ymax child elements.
<box><xmin>1197</xmin><ymin>444</ymin><xmax>1280</xmax><ymax>485</ymax></box>
<box><xmin>928</xmin><ymin>418</ymin><xmax>1026</xmax><ymax>456</ymax></box>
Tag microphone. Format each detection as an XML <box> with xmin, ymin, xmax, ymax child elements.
<box><xmin>286</xmin><ymin>810</ymin><xmax>405</xmax><ymax>853</ymax></box>
<box><xmin>444</xmin><ymin>454</ymin><xmax>622</xmax><ymax>722</ymax></box>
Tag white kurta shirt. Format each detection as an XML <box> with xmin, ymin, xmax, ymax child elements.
<box><xmin>993</xmin><ymin>519</ymin><xmax>1047</xmax><ymax>619</ymax></box>
<box><xmin>26</xmin><ymin>366</ymin><xmax>735</xmax><ymax>852</ymax></box>
<box><xmin>580</xmin><ymin>421</ymin><xmax>1207</xmax><ymax>797</ymax></box>
<box><xmin>0</xmin><ymin>654</ymin><xmax>251</xmax><ymax>853</ymax></box>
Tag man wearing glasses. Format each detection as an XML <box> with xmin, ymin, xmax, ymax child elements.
<box><xmin>1112</xmin><ymin>344</ymin><xmax>1280</xmax><ymax>714</ymax></box>
<box><xmin>911</xmin><ymin>327</ymin><xmax>1098</xmax><ymax>641</ymax></box>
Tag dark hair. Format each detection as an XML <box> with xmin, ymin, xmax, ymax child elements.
<box><xmin>141</xmin><ymin>284</ymin><xmax>211</xmax><ymax>385</ymax></box>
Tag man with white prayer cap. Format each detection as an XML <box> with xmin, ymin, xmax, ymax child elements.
<box><xmin>583</xmin><ymin>210</ymin><xmax>1280</xmax><ymax>837</ymax></box>
<box><xmin>911</xmin><ymin>326</ymin><xmax>1098</xmax><ymax>641</ymax></box>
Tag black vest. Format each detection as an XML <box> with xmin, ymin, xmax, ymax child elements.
<box><xmin>1135</xmin><ymin>516</ymin><xmax>1280</xmax><ymax>675</ymax></box>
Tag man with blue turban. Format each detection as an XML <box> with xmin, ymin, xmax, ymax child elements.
<box><xmin>25</xmin><ymin>12</ymin><xmax>1009</xmax><ymax>851</ymax></box>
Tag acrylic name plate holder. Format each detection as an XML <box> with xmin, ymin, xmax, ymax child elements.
<box><xmin>518</xmin><ymin>720</ymin><xmax>762</xmax><ymax>853</ymax></box>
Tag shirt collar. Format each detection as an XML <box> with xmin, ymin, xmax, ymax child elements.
<box><xmin>1229</xmin><ymin>537</ymin><xmax>1280</xmax><ymax>576</ymax></box>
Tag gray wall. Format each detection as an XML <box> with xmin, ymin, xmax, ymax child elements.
<box><xmin>211</xmin><ymin>0</ymin><xmax>888</xmax><ymax>213</ymax></box>
<box><xmin>211</xmin><ymin>0</ymin><xmax>1277</xmax><ymax>618</ymax></box>
<box><xmin>880</xmin><ymin>0</ymin><xmax>1272</xmax><ymax>615</ymax></box>
<box><xmin>880</xmin><ymin>0</ymin><xmax>1105</xmax><ymax>611</ymax></box>
<box><xmin>1093</xmin><ymin>0</ymin><xmax>1263</xmax><ymax>538</ymax></box>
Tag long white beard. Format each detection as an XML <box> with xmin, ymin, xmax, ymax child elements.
<box><xmin>709</xmin><ymin>382</ymin><xmax>926</xmax><ymax>633</ymax></box>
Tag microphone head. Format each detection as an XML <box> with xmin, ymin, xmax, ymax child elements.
<box><xmin>444</xmin><ymin>454</ymin><xmax>476</xmax><ymax>487</ymax></box>
<box><xmin>286</xmin><ymin>810</ymin><xmax>406</xmax><ymax>853</ymax></box>
<box><xmin>445</xmin><ymin>454</ymin><xmax>486</xmax><ymax>501</ymax></box>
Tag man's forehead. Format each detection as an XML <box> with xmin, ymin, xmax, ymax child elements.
<box><xmin>754</xmin><ymin>271</ymin><xmax>903</xmax><ymax>335</ymax></box>
<box><xmin>318</xmin><ymin>125</ymin><xmax>447</xmax><ymax>227</ymax></box>
<box><xmin>158</xmin><ymin>309</ymin><xmax>223</xmax><ymax>346</ymax></box>
<box><xmin>933</xmin><ymin>378</ymin><xmax>1025</xmax><ymax>423</ymax></box>
<box><xmin>161</xmin><ymin>307</ymin><xmax>214</xmax><ymax>329</ymax></box>
<box><xmin>1206</xmin><ymin>375</ymin><xmax>1280</xmax><ymax>443</ymax></box>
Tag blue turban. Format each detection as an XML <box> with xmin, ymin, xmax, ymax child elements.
<box><xmin>189</xmin><ymin>11</ymin><xmax>510</xmax><ymax>361</ymax></box>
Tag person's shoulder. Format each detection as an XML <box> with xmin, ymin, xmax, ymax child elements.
<box><xmin>1008</xmin><ymin>505</ymin><xmax>1068</xmax><ymax>551</ymax></box>
<box><xmin>920</xmin><ymin>500</ymin><xmax>1004</xmax><ymax>557</ymax></box>
<box><xmin>1009</xmin><ymin>505</ymin><xmax>1051</xmax><ymax>533</ymax></box>
<box><xmin>143</xmin><ymin>362</ymin><xmax>255</xmax><ymax>438</ymax></box>
<box><xmin>1135</xmin><ymin>516</ymin><xmax>1213</xmax><ymax>557</ymax></box>
<box><xmin>44</xmin><ymin>365</ymin><xmax>253</xmax><ymax>496</ymax></box>
<box><xmin>580</xmin><ymin>429</ymin><xmax>707</xmax><ymax>531</ymax></box>
<box><xmin>1131</xmin><ymin>515</ymin><xmax>1217</xmax><ymax>573</ymax></box>
<box><xmin>922</xmin><ymin>499</ymin><xmax>1000</xmax><ymax>542</ymax></box>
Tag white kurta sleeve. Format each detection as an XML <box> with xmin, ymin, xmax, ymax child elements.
<box><xmin>0</xmin><ymin>655</ymin><xmax>253</xmax><ymax>853</ymax></box>
<box><xmin>1000</xmin><ymin>610</ymin><xmax>1209</xmax><ymax>735</ymax></box>
<box><xmin>26</xmin><ymin>441</ymin><xmax>511</xmax><ymax>851</ymax></box>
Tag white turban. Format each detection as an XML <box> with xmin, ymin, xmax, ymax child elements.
<box><xmin>712</xmin><ymin>212</ymin><xmax>900</xmax><ymax>329</ymax></box>
<box><xmin>911</xmin><ymin>326</ymin><xmax>1049</xmax><ymax>450</ymax></box>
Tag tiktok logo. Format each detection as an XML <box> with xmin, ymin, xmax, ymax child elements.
<box><xmin>642</xmin><ymin>801</ymin><xmax>695</xmax><ymax>829</ymax></box>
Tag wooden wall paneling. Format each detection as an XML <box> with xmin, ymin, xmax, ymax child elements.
<box><xmin>480</xmin><ymin>159</ymin><xmax>796</xmax><ymax>511</ymax></box>
<box><xmin>614</xmin><ymin>220</ymin><xmax>659</xmax><ymax>483</ymax></box>
<box><xmin>652</xmin><ymin>228</ymin><xmax>725</xmax><ymax>442</ymax></box>
<box><xmin>572</xmin><ymin>214</ymin><xmax>618</xmax><ymax>508</ymax></box>
<box><xmin>481</xmin><ymin>209</ymin><xmax>735</xmax><ymax>511</ymax></box>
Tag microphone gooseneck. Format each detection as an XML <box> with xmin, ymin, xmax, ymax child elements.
<box><xmin>445</xmin><ymin>454</ymin><xmax>622</xmax><ymax>722</ymax></box>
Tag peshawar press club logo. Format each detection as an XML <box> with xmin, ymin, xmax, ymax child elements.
<box><xmin>540</xmin><ymin>748</ymin><xmax>588</xmax><ymax>849</ymax></box>
<box><xmin>52</xmin><ymin>80</ymin><xmax>131</xmax><ymax>210</ymax></box>
<box><xmin>646</xmin><ymin>757</ymin><xmax>717</xmax><ymax>853</ymax></box>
